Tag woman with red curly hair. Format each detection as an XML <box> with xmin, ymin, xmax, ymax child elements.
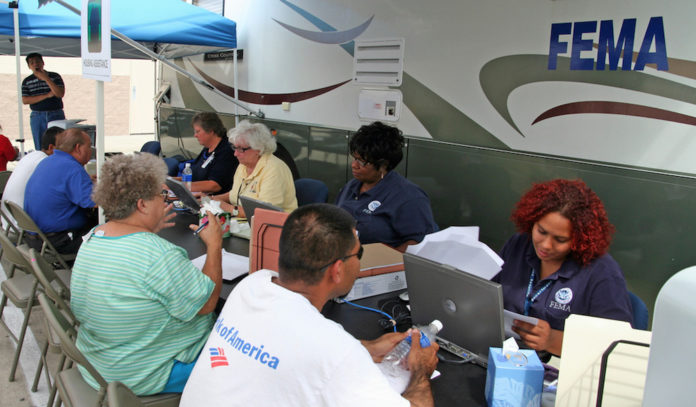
<box><xmin>493</xmin><ymin>179</ymin><xmax>633</xmax><ymax>356</ymax></box>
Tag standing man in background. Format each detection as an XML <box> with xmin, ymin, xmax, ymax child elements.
<box><xmin>21</xmin><ymin>53</ymin><xmax>66</xmax><ymax>151</ymax></box>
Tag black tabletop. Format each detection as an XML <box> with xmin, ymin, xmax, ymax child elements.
<box><xmin>157</xmin><ymin>210</ymin><xmax>250</xmax><ymax>259</ymax></box>
<box><xmin>160</xmin><ymin>210</ymin><xmax>487</xmax><ymax>406</ymax></box>
<box><xmin>322</xmin><ymin>293</ymin><xmax>488</xmax><ymax>406</ymax></box>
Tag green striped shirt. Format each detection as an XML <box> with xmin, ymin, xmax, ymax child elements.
<box><xmin>70</xmin><ymin>231</ymin><xmax>214</xmax><ymax>395</ymax></box>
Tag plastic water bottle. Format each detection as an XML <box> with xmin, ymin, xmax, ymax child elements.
<box><xmin>182</xmin><ymin>162</ymin><xmax>193</xmax><ymax>190</ymax></box>
<box><xmin>382</xmin><ymin>320</ymin><xmax>442</xmax><ymax>374</ymax></box>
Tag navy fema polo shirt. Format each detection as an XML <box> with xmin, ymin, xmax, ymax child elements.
<box><xmin>335</xmin><ymin>171</ymin><xmax>438</xmax><ymax>247</ymax></box>
<box><xmin>492</xmin><ymin>233</ymin><xmax>633</xmax><ymax>331</ymax></box>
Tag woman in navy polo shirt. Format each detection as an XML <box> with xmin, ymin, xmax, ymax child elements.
<box><xmin>187</xmin><ymin>112</ymin><xmax>238</xmax><ymax>193</ymax></box>
<box><xmin>493</xmin><ymin>179</ymin><xmax>633</xmax><ymax>356</ymax></box>
<box><xmin>335</xmin><ymin>121</ymin><xmax>438</xmax><ymax>252</ymax></box>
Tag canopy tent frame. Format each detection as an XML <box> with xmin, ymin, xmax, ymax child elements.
<box><xmin>5</xmin><ymin>0</ymin><xmax>263</xmax><ymax>156</ymax></box>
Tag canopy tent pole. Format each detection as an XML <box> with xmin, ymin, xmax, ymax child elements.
<box><xmin>96</xmin><ymin>80</ymin><xmax>104</xmax><ymax>223</ymax></box>
<box><xmin>49</xmin><ymin>0</ymin><xmax>264</xmax><ymax>118</ymax></box>
<box><xmin>12</xmin><ymin>1</ymin><xmax>25</xmax><ymax>155</ymax></box>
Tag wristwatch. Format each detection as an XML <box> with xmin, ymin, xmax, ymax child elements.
<box><xmin>231</xmin><ymin>205</ymin><xmax>239</xmax><ymax>217</ymax></box>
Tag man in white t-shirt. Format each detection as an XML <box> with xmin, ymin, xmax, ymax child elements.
<box><xmin>181</xmin><ymin>204</ymin><xmax>438</xmax><ymax>407</ymax></box>
<box><xmin>2</xmin><ymin>126</ymin><xmax>60</xmax><ymax>229</ymax></box>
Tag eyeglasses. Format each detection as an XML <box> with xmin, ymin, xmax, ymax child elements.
<box><xmin>233</xmin><ymin>145</ymin><xmax>252</xmax><ymax>153</ymax></box>
<box><xmin>352</xmin><ymin>156</ymin><xmax>369</xmax><ymax>167</ymax></box>
<box><xmin>316</xmin><ymin>245</ymin><xmax>363</xmax><ymax>272</ymax></box>
<box><xmin>160</xmin><ymin>189</ymin><xmax>169</xmax><ymax>200</ymax></box>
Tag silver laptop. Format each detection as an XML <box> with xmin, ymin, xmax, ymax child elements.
<box><xmin>403</xmin><ymin>252</ymin><xmax>505</xmax><ymax>367</ymax></box>
<box><xmin>165</xmin><ymin>177</ymin><xmax>201</xmax><ymax>213</ymax></box>
<box><xmin>239</xmin><ymin>196</ymin><xmax>282</xmax><ymax>219</ymax></box>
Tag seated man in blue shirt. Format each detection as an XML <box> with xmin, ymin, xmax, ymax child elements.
<box><xmin>24</xmin><ymin>128</ymin><xmax>97</xmax><ymax>254</ymax></box>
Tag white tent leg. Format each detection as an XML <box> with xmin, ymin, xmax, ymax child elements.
<box><xmin>13</xmin><ymin>5</ymin><xmax>25</xmax><ymax>155</ymax></box>
<box><xmin>96</xmin><ymin>80</ymin><xmax>105</xmax><ymax>224</ymax></box>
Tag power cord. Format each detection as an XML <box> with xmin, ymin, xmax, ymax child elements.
<box><xmin>343</xmin><ymin>300</ymin><xmax>398</xmax><ymax>332</ymax></box>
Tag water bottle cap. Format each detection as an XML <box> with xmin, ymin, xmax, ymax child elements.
<box><xmin>430</xmin><ymin>320</ymin><xmax>443</xmax><ymax>332</ymax></box>
<box><xmin>185</xmin><ymin>163</ymin><xmax>191</xmax><ymax>168</ymax></box>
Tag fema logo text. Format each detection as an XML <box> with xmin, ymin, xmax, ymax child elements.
<box><xmin>548</xmin><ymin>17</ymin><xmax>668</xmax><ymax>71</ymax></box>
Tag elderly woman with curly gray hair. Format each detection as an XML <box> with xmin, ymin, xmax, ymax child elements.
<box><xmin>70</xmin><ymin>153</ymin><xmax>224</xmax><ymax>396</ymax></box>
<box><xmin>212</xmin><ymin>120</ymin><xmax>297</xmax><ymax>217</ymax></box>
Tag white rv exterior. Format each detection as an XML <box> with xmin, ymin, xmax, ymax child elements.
<box><xmin>165</xmin><ymin>0</ymin><xmax>696</xmax><ymax>174</ymax></box>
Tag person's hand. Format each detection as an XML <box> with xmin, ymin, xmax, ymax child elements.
<box><xmin>512</xmin><ymin>318</ymin><xmax>562</xmax><ymax>355</ymax></box>
<box><xmin>190</xmin><ymin>210</ymin><xmax>223</xmax><ymax>247</ymax></box>
<box><xmin>362</xmin><ymin>331</ymin><xmax>409</xmax><ymax>363</ymax></box>
<box><xmin>405</xmin><ymin>329</ymin><xmax>439</xmax><ymax>374</ymax></box>
<box><xmin>33</xmin><ymin>68</ymin><xmax>49</xmax><ymax>81</ymax></box>
<box><xmin>153</xmin><ymin>203</ymin><xmax>176</xmax><ymax>233</ymax></box>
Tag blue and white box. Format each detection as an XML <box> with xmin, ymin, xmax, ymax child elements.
<box><xmin>484</xmin><ymin>347</ymin><xmax>544</xmax><ymax>407</ymax></box>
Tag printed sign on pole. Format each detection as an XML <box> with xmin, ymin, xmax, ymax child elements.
<box><xmin>81</xmin><ymin>0</ymin><xmax>111</xmax><ymax>81</ymax></box>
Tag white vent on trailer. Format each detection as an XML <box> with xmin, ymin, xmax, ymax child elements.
<box><xmin>193</xmin><ymin>0</ymin><xmax>224</xmax><ymax>15</ymax></box>
<box><xmin>353</xmin><ymin>38</ymin><xmax>405</xmax><ymax>86</ymax></box>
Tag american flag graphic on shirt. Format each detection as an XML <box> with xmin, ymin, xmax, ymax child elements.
<box><xmin>209</xmin><ymin>347</ymin><xmax>229</xmax><ymax>368</ymax></box>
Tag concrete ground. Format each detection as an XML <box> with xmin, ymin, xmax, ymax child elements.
<box><xmin>0</xmin><ymin>134</ymin><xmax>153</xmax><ymax>407</ymax></box>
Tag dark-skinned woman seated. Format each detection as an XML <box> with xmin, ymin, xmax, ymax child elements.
<box><xmin>335</xmin><ymin>121</ymin><xmax>438</xmax><ymax>253</ymax></box>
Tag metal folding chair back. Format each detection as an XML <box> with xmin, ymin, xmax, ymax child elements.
<box><xmin>0</xmin><ymin>228</ymin><xmax>39</xmax><ymax>382</ymax></box>
<box><xmin>22</xmin><ymin>247</ymin><xmax>74</xmax><ymax>402</ymax></box>
<box><xmin>108</xmin><ymin>381</ymin><xmax>145</xmax><ymax>407</ymax></box>
<box><xmin>39</xmin><ymin>293</ymin><xmax>109</xmax><ymax>406</ymax></box>
<box><xmin>3</xmin><ymin>200</ymin><xmax>74</xmax><ymax>269</ymax></box>
<box><xmin>38</xmin><ymin>294</ymin><xmax>182</xmax><ymax>407</ymax></box>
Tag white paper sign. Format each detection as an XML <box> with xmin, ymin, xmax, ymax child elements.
<box><xmin>81</xmin><ymin>0</ymin><xmax>111</xmax><ymax>81</ymax></box>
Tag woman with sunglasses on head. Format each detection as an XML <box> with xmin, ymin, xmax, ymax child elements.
<box><xmin>493</xmin><ymin>179</ymin><xmax>633</xmax><ymax>357</ymax></box>
<box><xmin>335</xmin><ymin>121</ymin><xmax>438</xmax><ymax>253</ymax></box>
<box><xmin>70</xmin><ymin>153</ymin><xmax>224</xmax><ymax>395</ymax></box>
<box><xmin>212</xmin><ymin>120</ymin><xmax>297</xmax><ymax>216</ymax></box>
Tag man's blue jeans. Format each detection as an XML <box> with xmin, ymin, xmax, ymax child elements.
<box><xmin>30</xmin><ymin>109</ymin><xmax>65</xmax><ymax>150</ymax></box>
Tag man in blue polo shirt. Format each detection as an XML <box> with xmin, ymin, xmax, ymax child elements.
<box><xmin>21</xmin><ymin>53</ymin><xmax>66</xmax><ymax>151</ymax></box>
<box><xmin>24</xmin><ymin>128</ymin><xmax>96</xmax><ymax>254</ymax></box>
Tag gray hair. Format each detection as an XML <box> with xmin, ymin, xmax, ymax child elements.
<box><xmin>228</xmin><ymin>120</ymin><xmax>276</xmax><ymax>155</ymax></box>
<box><xmin>92</xmin><ymin>153</ymin><xmax>167</xmax><ymax>220</ymax></box>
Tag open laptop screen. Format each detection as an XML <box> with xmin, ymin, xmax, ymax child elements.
<box><xmin>403</xmin><ymin>252</ymin><xmax>505</xmax><ymax>365</ymax></box>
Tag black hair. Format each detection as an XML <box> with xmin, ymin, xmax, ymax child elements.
<box><xmin>26</xmin><ymin>53</ymin><xmax>43</xmax><ymax>63</ymax></box>
<box><xmin>278</xmin><ymin>204</ymin><xmax>356</xmax><ymax>285</ymax></box>
<box><xmin>41</xmin><ymin>127</ymin><xmax>62</xmax><ymax>150</ymax></box>
<box><xmin>349</xmin><ymin>121</ymin><xmax>405</xmax><ymax>171</ymax></box>
<box><xmin>191</xmin><ymin>112</ymin><xmax>227</xmax><ymax>139</ymax></box>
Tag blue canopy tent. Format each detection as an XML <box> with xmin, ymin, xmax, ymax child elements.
<box><xmin>0</xmin><ymin>0</ymin><xmax>237</xmax><ymax>58</ymax></box>
<box><xmin>0</xmin><ymin>0</ymin><xmax>257</xmax><ymax>168</ymax></box>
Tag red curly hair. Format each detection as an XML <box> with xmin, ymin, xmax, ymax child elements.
<box><xmin>512</xmin><ymin>179</ymin><xmax>614</xmax><ymax>265</ymax></box>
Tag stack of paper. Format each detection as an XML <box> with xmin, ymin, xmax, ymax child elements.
<box><xmin>406</xmin><ymin>226</ymin><xmax>503</xmax><ymax>280</ymax></box>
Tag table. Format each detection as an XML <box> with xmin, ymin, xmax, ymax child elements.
<box><xmin>160</xmin><ymin>211</ymin><xmax>488</xmax><ymax>406</ymax></box>
<box><xmin>322</xmin><ymin>292</ymin><xmax>488</xmax><ymax>407</ymax></box>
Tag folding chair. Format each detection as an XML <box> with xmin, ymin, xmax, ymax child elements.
<box><xmin>22</xmin><ymin>247</ymin><xmax>73</xmax><ymax>406</ymax></box>
<box><xmin>0</xmin><ymin>170</ymin><xmax>12</xmax><ymax>198</ymax></box>
<box><xmin>107</xmin><ymin>381</ymin><xmax>145</xmax><ymax>407</ymax></box>
<box><xmin>38</xmin><ymin>294</ymin><xmax>181</xmax><ymax>407</ymax></box>
<box><xmin>0</xmin><ymin>228</ymin><xmax>40</xmax><ymax>382</ymax></box>
<box><xmin>3</xmin><ymin>200</ymin><xmax>75</xmax><ymax>270</ymax></box>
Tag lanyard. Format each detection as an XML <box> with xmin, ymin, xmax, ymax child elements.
<box><xmin>524</xmin><ymin>269</ymin><xmax>552</xmax><ymax>316</ymax></box>
<box><xmin>201</xmin><ymin>151</ymin><xmax>215</xmax><ymax>169</ymax></box>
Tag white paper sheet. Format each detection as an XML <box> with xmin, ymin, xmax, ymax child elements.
<box><xmin>406</xmin><ymin>226</ymin><xmax>503</xmax><ymax>280</ymax></box>
<box><xmin>191</xmin><ymin>249</ymin><xmax>249</xmax><ymax>281</ymax></box>
<box><xmin>503</xmin><ymin>309</ymin><xmax>539</xmax><ymax>339</ymax></box>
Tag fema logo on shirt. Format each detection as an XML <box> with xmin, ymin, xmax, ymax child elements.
<box><xmin>549</xmin><ymin>287</ymin><xmax>573</xmax><ymax>312</ymax></box>
<box><xmin>362</xmin><ymin>200</ymin><xmax>381</xmax><ymax>215</ymax></box>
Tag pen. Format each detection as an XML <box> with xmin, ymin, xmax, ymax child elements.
<box><xmin>193</xmin><ymin>219</ymin><xmax>209</xmax><ymax>236</ymax></box>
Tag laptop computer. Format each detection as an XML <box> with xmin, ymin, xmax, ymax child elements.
<box><xmin>239</xmin><ymin>196</ymin><xmax>282</xmax><ymax>219</ymax></box>
<box><xmin>403</xmin><ymin>252</ymin><xmax>505</xmax><ymax>367</ymax></box>
<box><xmin>165</xmin><ymin>177</ymin><xmax>201</xmax><ymax>213</ymax></box>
